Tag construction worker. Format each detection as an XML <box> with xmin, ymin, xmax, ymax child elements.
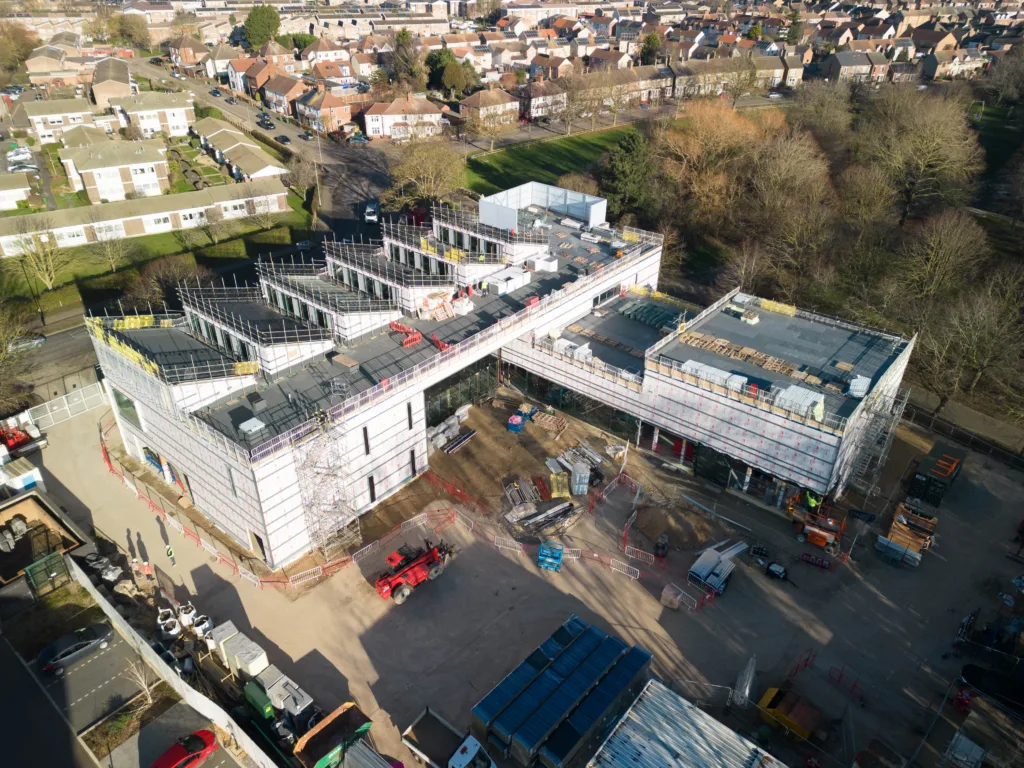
<box><xmin>141</xmin><ymin>561</ymin><xmax>153</xmax><ymax>581</ymax></box>
<box><xmin>806</xmin><ymin>491</ymin><xmax>821</xmax><ymax>512</ymax></box>
<box><xmin>131</xmin><ymin>558</ymin><xmax>140</xmax><ymax>579</ymax></box>
<box><xmin>166</xmin><ymin>544</ymin><xmax>176</xmax><ymax>566</ymax></box>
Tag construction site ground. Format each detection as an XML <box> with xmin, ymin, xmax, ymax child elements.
<box><xmin>30</xmin><ymin>402</ymin><xmax>1024</xmax><ymax>768</ymax></box>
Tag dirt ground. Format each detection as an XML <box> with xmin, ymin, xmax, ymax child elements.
<box><xmin>33</xmin><ymin>407</ymin><xmax>1024</xmax><ymax>768</ymax></box>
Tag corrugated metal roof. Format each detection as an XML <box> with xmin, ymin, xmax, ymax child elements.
<box><xmin>587</xmin><ymin>680</ymin><xmax>786</xmax><ymax>768</ymax></box>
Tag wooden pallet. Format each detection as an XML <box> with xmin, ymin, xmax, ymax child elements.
<box><xmin>532</xmin><ymin>475</ymin><xmax>552</xmax><ymax>502</ymax></box>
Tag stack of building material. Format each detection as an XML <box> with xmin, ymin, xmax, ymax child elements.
<box><xmin>531</xmin><ymin>412</ymin><xmax>567</xmax><ymax>439</ymax></box>
<box><xmin>570</xmin><ymin>461</ymin><xmax>590</xmax><ymax>495</ymax></box>
<box><xmin>452</xmin><ymin>297</ymin><xmax>474</xmax><ymax>316</ymax></box>
<box><xmin>532</xmin><ymin>475</ymin><xmax>552</xmax><ymax>501</ymax></box>
<box><xmin>443</xmin><ymin>429</ymin><xmax>476</xmax><ymax>454</ymax></box>
<box><xmin>518</xmin><ymin>502</ymin><xmax>576</xmax><ymax>534</ymax></box>
<box><xmin>550</xmin><ymin>472</ymin><xmax>570</xmax><ymax>499</ymax></box>
<box><xmin>504</xmin><ymin>476</ymin><xmax>538</xmax><ymax>506</ymax></box>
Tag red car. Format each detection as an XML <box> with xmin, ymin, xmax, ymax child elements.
<box><xmin>150</xmin><ymin>730</ymin><xmax>219</xmax><ymax>768</ymax></box>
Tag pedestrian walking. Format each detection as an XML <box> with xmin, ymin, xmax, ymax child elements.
<box><xmin>131</xmin><ymin>557</ymin><xmax>140</xmax><ymax>579</ymax></box>
<box><xmin>166</xmin><ymin>545</ymin><xmax>176</xmax><ymax>566</ymax></box>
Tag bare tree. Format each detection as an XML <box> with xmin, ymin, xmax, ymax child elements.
<box><xmin>88</xmin><ymin>214</ymin><xmax>135</xmax><ymax>272</ymax></box>
<box><xmin>382</xmin><ymin>138</ymin><xmax>464</xmax><ymax>206</ymax></box>
<box><xmin>467</xmin><ymin>115</ymin><xmax>504</xmax><ymax>152</ymax></box>
<box><xmin>555</xmin><ymin>63</ymin><xmax>590</xmax><ymax>136</ymax></box>
<box><xmin>858</xmin><ymin>87</ymin><xmax>983</xmax><ymax>223</ymax></box>
<box><xmin>14</xmin><ymin>217</ymin><xmax>84</xmax><ymax>291</ymax></box>
<box><xmin>240</xmin><ymin>185</ymin><xmax>280</xmax><ymax>231</ymax></box>
<box><xmin>556</xmin><ymin>172</ymin><xmax>599</xmax><ymax>195</ymax></box>
<box><xmin>199</xmin><ymin>205</ymin><xmax>228</xmax><ymax>244</ymax></box>
<box><xmin>0</xmin><ymin>307</ymin><xmax>29</xmax><ymax>414</ymax></box>
<box><xmin>951</xmin><ymin>268</ymin><xmax>1024</xmax><ymax>396</ymax></box>
<box><xmin>721</xmin><ymin>58</ymin><xmax>759</xmax><ymax>108</ymax></box>
<box><xmin>898</xmin><ymin>209</ymin><xmax>988</xmax><ymax>300</ymax></box>
<box><xmin>837</xmin><ymin>165</ymin><xmax>898</xmax><ymax>242</ymax></box>
<box><xmin>788</xmin><ymin>80</ymin><xmax>852</xmax><ymax>149</ymax></box>
<box><xmin>123</xmin><ymin>657</ymin><xmax>155</xmax><ymax>707</ymax></box>
<box><xmin>125</xmin><ymin>255</ymin><xmax>213</xmax><ymax>310</ymax></box>
<box><xmin>722</xmin><ymin>238</ymin><xmax>776</xmax><ymax>293</ymax></box>
<box><xmin>285</xmin><ymin>158</ymin><xmax>318</xmax><ymax>200</ymax></box>
<box><xmin>1009</xmin><ymin>154</ymin><xmax>1024</xmax><ymax>225</ymax></box>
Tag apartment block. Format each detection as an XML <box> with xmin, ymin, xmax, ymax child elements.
<box><xmin>0</xmin><ymin>179</ymin><xmax>287</xmax><ymax>258</ymax></box>
<box><xmin>88</xmin><ymin>180</ymin><xmax>912</xmax><ymax>571</ymax></box>
<box><xmin>59</xmin><ymin>139</ymin><xmax>169</xmax><ymax>203</ymax></box>
<box><xmin>110</xmin><ymin>92</ymin><xmax>196</xmax><ymax>138</ymax></box>
<box><xmin>11</xmin><ymin>98</ymin><xmax>98</xmax><ymax>144</ymax></box>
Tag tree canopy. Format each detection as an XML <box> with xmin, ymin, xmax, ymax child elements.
<box><xmin>245</xmin><ymin>5</ymin><xmax>281</xmax><ymax>49</ymax></box>
<box><xmin>425</xmin><ymin>48</ymin><xmax>456</xmax><ymax>90</ymax></box>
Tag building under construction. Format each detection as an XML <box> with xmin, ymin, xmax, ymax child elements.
<box><xmin>89</xmin><ymin>182</ymin><xmax>912</xmax><ymax>569</ymax></box>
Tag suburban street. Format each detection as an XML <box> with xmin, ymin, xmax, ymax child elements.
<box><xmin>1</xmin><ymin>638</ymin><xmax>100</xmax><ymax>768</ymax></box>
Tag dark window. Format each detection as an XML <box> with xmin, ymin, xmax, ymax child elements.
<box><xmin>112</xmin><ymin>388</ymin><xmax>143</xmax><ymax>431</ymax></box>
<box><xmin>368</xmin><ymin>476</ymin><xmax>376</xmax><ymax>503</ymax></box>
<box><xmin>363</xmin><ymin>426</ymin><xmax>370</xmax><ymax>455</ymax></box>
<box><xmin>407</xmin><ymin>403</ymin><xmax>413</xmax><ymax>430</ymax></box>
<box><xmin>410</xmin><ymin>449</ymin><xmax>416</xmax><ymax>475</ymax></box>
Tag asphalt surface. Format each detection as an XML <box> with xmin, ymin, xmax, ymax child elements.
<box><xmin>21</xmin><ymin>326</ymin><xmax>98</xmax><ymax>395</ymax></box>
<box><xmin>39</xmin><ymin>632</ymin><xmax>145</xmax><ymax>732</ymax></box>
<box><xmin>109</xmin><ymin>701</ymin><xmax>245</xmax><ymax>768</ymax></box>
<box><xmin>0</xmin><ymin>637</ymin><xmax>99</xmax><ymax>768</ymax></box>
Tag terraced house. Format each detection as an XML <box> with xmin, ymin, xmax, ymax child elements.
<box><xmin>111</xmin><ymin>92</ymin><xmax>196</xmax><ymax>138</ymax></box>
<box><xmin>12</xmin><ymin>98</ymin><xmax>98</xmax><ymax>144</ymax></box>
<box><xmin>59</xmin><ymin>139</ymin><xmax>169</xmax><ymax>203</ymax></box>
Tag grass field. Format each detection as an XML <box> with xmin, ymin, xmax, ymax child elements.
<box><xmin>466</xmin><ymin>126</ymin><xmax>633</xmax><ymax>195</ymax></box>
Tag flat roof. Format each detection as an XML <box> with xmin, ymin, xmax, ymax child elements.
<box><xmin>119</xmin><ymin>327</ymin><xmax>235</xmax><ymax>383</ymax></box>
<box><xmin>558</xmin><ymin>297</ymin><xmax>681</xmax><ymax>374</ymax></box>
<box><xmin>657</xmin><ymin>293</ymin><xmax>906</xmax><ymax>419</ymax></box>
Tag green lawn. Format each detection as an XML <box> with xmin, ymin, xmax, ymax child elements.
<box><xmin>466</xmin><ymin>126</ymin><xmax>634</xmax><ymax>195</ymax></box>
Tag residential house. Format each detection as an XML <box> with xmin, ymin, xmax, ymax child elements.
<box><xmin>245</xmin><ymin>61</ymin><xmax>279</xmax><ymax>96</ymax></box>
<box><xmin>191</xmin><ymin>117</ymin><xmax>288</xmax><ymax>181</ymax></box>
<box><xmin>364</xmin><ymin>94</ymin><xmax>445</xmax><ymax>140</ymax></box>
<box><xmin>923</xmin><ymin>49</ymin><xmax>987</xmax><ymax>79</ymax></box>
<box><xmin>168</xmin><ymin>35</ymin><xmax>210</xmax><ymax>67</ymax></box>
<box><xmin>909</xmin><ymin>27</ymin><xmax>958</xmax><ymax>55</ymax></box>
<box><xmin>550</xmin><ymin>16</ymin><xmax>581</xmax><ymax>38</ymax></box>
<box><xmin>888</xmin><ymin>61</ymin><xmax>921</xmax><ymax>83</ymax></box>
<box><xmin>12</xmin><ymin>98</ymin><xmax>97</xmax><ymax>144</ymax></box>
<box><xmin>589</xmin><ymin>13</ymin><xmax>617</xmax><ymax>38</ymax></box>
<box><xmin>59</xmin><ymin>139</ymin><xmax>168</xmax><ymax>203</ymax></box>
<box><xmin>821</xmin><ymin>50</ymin><xmax>886</xmax><ymax>82</ymax></box>
<box><xmin>122</xmin><ymin>0</ymin><xmax>176</xmax><ymax>24</ymax></box>
<box><xmin>531</xmin><ymin>54</ymin><xmax>573</xmax><ymax>79</ymax></box>
<box><xmin>0</xmin><ymin>179</ymin><xmax>289</xmax><ymax>258</ymax></box>
<box><xmin>496</xmin><ymin>16</ymin><xmax>528</xmax><ymax>36</ymax></box>
<box><xmin>782</xmin><ymin>56</ymin><xmax>805</xmax><ymax>87</ymax></box>
<box><xmin>262</xmin><ymin>75</ymin><xmax>308</xmax><ymax>116</ymax></box>
<box><xmin>0</xmin><ymin>174</ymin><xmax>33</xmax><ymax>212</ymax></box>
<box><xmin>47</xmin><ymin>32</ymin><xmax>82</xmax><ymax>57</ymax></box>
<box><xmin>311</xmin><ymin>60</ymin><xmax>356</xmax><ymax>87</ymax></box>
<box><xmin>256</xmin><ymin>40</ymin><xmax>298</xmax><ymax>70</ymax></box>
<box><xmin>516</xmin><ymin>78</ymin><xmax>567</xmax><ymax>120</ymax></box>
<box><xmin>888</xmin><ymin>38</ymin><xmax>917</xmax><ymax>61</ymax></box>
<box><xmin>60</xmin><ymin>125</ymin><xmax>110</xmax><ymax>148</ymax></box>
<box><xmin>296</xmin><ymin>84</ymin><xmax>353</xmax><ymax>133</ymax></box>
<box><xmin>201</xmin><ymin>44</ymin><xmax>243</xmax><ymax>80</ymax></box>
<box><xmin>752</xmin><ymin>56</ymin><xmax>786</xmax><ymax>88</ymax></box>
<box><xmin>460</xmin><ymin>87</ymin><xmax>519</xmax><ymax>125</ymax></box>
<box><xmin>25</xmin><ymin>46</ymin><xmax>66</xmax><ymax>75</ymax></box>
<box><xmin>110</xmin><ymin>92</ymin><xmax>196</xmax><ymax>138</ymax></box>
<box><xmin>588</xmin><ymin>48</ymin><xmax>632</xmax><ymax>69</ymax></box>
<box><xmin>301</xmin><ymin>37</ymin><xmax>350</xmax><ymax>65</ymax></box>
<box><xmin>91</xmin><ymin>57</ymin><xmax>133</xmax><ymax>109</ymax></box>
<box><xmin>351</xmin><ymin>53</ymin><xmax>383</xmax><ymax>78</ymax></box>
<box><xmin>228</xmin><ymin>58</ymin><xmax>258</xmax><ymax>94</ymax></box>
<box><xmin>672</xmin><ymin>57</ymin><xmax>773</xmax><ymax>98</ymax></box>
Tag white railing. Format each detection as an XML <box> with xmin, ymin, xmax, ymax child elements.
<box><xmin>352</xmin><ymin>540</ymin><xmax>380</xmax><ymax>563</ymax></box>
<box><xmin>23</xmin><ymin>381</ymin><xmax>107</xmax><ymax>428</ymax></box>
<box><xmin>494</xmin><ymin>536</ymin><xmax>526</xmax><ymax>555</ymax></box>
<box><xmin>563</xmin><ymin>548</ymin><xmax>582</xmax><ymax>560</ymax></box>
<box><xmin>289</xmin><ymin>565</ymin><xmax>324</xmax><ymax>585</ymax></box>
<box><xmin>609</xmin><ymin>558</ymin><xmax>640</xmax><ymax>580</ymax></box>
<box><xmin>625</xmin><ymin>545</ymin><xmax>655</xmax><ymax>564</ymax></box>
<box><xmin>402</xmin><ymin>514</ymin><xmax>429</xmax><ymax>532</ymax></box>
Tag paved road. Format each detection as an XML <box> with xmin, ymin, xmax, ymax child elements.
<box><xmin>110</xmin><ymin>701</ymin><xmax>244</xmax><ymax>768</ymax></box>
<box><xmin>39</xmin><ymin>632</ymin><xmax>144</xmax><ymax>732</ymax></box>
<box><xmin>0</xmin><ymin>637</ymin><xmax>99</xmax><ymax>768</ymax></box>
<box><xmin>22</xmin><ymin>326</ymin><xmax>98</xmax><ymax>395</ymax></box>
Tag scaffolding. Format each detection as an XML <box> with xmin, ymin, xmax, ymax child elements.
<box><xmin>293</xmin><ymin>409</ymin><xmax>359</xmax><ymax>556</ymax></box>
<box><xmin>849</xmin><ymin>388</ymin><xmax>910</xmax><ymax>498</ymax></box>
<box><xmin>179</xmin><ymin>284</ymin><xmax>334</xmax><ymax>345</ymax></box>
<box><xmin>382</xmin><ymin>221</ymin><xmax>508</xmax><ymax>266</ymax></box>
<box><xmin>258</xmin><ymin>260</ymin><xmax>400</xmax><ymax>315</ymax></box>
<box><xmin>325</xmin><ymin>240</ymin><xmax>455</xmax><ymax>288</ymax></box>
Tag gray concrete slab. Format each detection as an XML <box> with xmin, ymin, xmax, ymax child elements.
<box><xmin>109</xmin><ymin>701</ymin><xmax>243</xmax><ymax>768</ymax></box>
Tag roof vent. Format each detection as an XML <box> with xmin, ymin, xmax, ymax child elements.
<box><xmin>247</xmin><ymin>392</ymin><xmax>267</xmax><ymax>413</ymax></box>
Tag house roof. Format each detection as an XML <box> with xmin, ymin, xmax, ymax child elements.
<box><xmin>460</xmin><ymin>88</ymin><xmax>518</xmax><ymax>108</ymax></box>
<box><xmin>14</xmin><ymin>98</ymin><xmax>94</xmax><ymax>119</ymax></box>
<box><xmin>0</xmin><ymin>178</ymin><xmax>287</xmax><ymax>238</ymax></box>
<box><xmin>257</xmin><ymin>40</ymin><xmax>292</xmax><ymax>57</ymax></box>
<box><xmin>48</xmin><ymin>31</ymin><xmax>80</xmax><ymax>47</ymax></box>
<box><xmin>297</xmin><ymin>88</ymin><xmax>349</xmax><ymax>110</ymax></box>
<box><xmin>0</xmin><ymin>173</ymin><xmax>32</xmax><ymax>193</ymax></box>
<box><xmin>246</xmin><ymin>60</ymin><xmax>278</xmax><ymax>81</ymax></box>
<box><xmin>365</xmin><ymin>94</ymin><xmax>442</xmax><ymax>116</ymax></box>
<box><xmin>589</xmin><ymin>48</ymin><xmax>628</xmax><ymax>60</ymax></box>
<box><xmin>93</xmin><ymin>57</ymin><xmax>130</xmax><ymax>85</ymax></box>
<box><xmin>59</xmin><ymin>139</ymin><xmax>166</xmax><ymax>172</ymax></box>
<box><xmin>533</xmin><ymin>54</ymin><xmax>568</xmax><ymax>67</ymax></box>
<box><xmin>111</xmin><ymin>92</ymin><xmax>193</xmax><ymax>113</ymax></box>
<box><xmin>302</xmin><ymin>37</ymin><xmax>344</xmax><ymax>56</ymax></box>
<box><xmin>312</xmin><ymin>61</ymin><xmax>346</xmax><ymax>79</ymax></box>
<box><xmin>520</xmin><ymin>79</ymin><xmax>565</xmax><ymax>97</ymax></box>
<box><xmin>170</xmin><ymin>35</ymin><xmax>209</xmax><ymax>53</ymax></box>
<box><xmin>207</xmin><ymin>43</ymin><xmax>241</xmax><ymax>61</ymax></box>
<box><xmin>229</xmin><ymin>57</ymin><xmax>259</xmax><ymax>74</ymax></box>
<box><xmin>28</xmin><ymin>45</ymin><xmax>65</xmax><ymax>62</ymax></box>
<box><xmin>226</xmin><ymin>145</ymin><xmax>284</xmax><ymax>176</ymax></box>
<box><xmin>263</xmin><ymin>74</ymin><xmax>306</xmax><ymax>96</ymax></box>
<box><xmin>192</xmin><ymin>116</ymin><xmax>247</xmax><ymax>141</ymax></box>
<box><xmin>61</xmin><ymin>125</ymin><xmax>110</xmax><ymax>147</ymax></box>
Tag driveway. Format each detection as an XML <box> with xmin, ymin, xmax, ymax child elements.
<box><xmin>109</xmin><ymin>702</ymin><xmax>244</xmax><ymax>768</ymax></box>
<box><xmin>37</xmin><ymin>633</ymin><xmax>144</xmax><ymax>732</ymax></box>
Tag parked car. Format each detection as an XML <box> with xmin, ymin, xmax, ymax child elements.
<box><xmin>8</xmin><ymin>164</ymin><xmax>39</xmax><ymax>173</ymax></box>
<box><xmin>149</xmin><ymin>730</ymin><xmax>219</xmax><ymax>768</ymax></box>
<box><xmin>364</xmin><ymin>199</ymin><xmax>379</xmax><ymax>224</ymax></box>
<box><xmin>767</xmin><ymin>92</ymin><xmax>782</xmax><ymax>100</ymax></box>
<box><xmin>275</xmin><ymin>135</ymin><xmax>291</xmax><ymax>145</ymax></box>
<box><xmin>296</xmin><ymin>240</ymin><xmax>312</xmax><ymax>250</ymax></box>
<box><xmin>149</xmin><ymin>57</ymin><xmax>163</xmax><ymax>65</ymax></box>
<box><xmin>7</xmin><ymin>150</ymin><xmax>32</xmax><ymax>162</ymax></box>
<box><xmin>38</xmin><ymin>624</ymin><xmax>113</xmax><ymax>676</ymax></box>
<box><xmin>300</xmin><ymin>132</ymin><xmax>313</xmax><ymax>141</ymax></box>
<box><xmin>225</xmin><ymin>96</ymin><xmax>236</xmax><ymax>104</ymax></box>
<box><xmin>7</xmin><ymin>333</ymin><xmax>45</xmax><ymax>353</ymax></box>
<box><xmin>348</xmin><ymin>133</ymin><xmax>369</xmax><ymax>144</ymax></box>
<box><xmin>209</xmin><ymin>89</ymin><xmax>221</xmax><ymax>97</ymax></box>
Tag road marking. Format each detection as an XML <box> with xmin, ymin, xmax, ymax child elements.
<box><xmin>64</xmin><ymin>671</ymin><xmax>135</xmax><ymax>709</ymax></box>
<box><xmin>46</xmin><ymin>639</ymin><xmax>125</xmax><ymax>687</ymax></box>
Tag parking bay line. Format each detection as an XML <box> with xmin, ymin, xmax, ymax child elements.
<box><xmin>46</xmin><ymin>639</ymin><xmax>126</xmax><ymax>687</ymax></box>
<box><xmin>64</xmin><ymin>671</ymin><xmax>138</xmax><ymax>711</ymax></box>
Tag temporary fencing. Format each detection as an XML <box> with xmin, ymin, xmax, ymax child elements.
<box><xmin>352</xmin><ymin>540</ymin><xmax>380</xmax><ymax>564</ymax></box>
<box><xmin>494</xmin><ymin>536</ymin><xmax>527</xmax><ymax>555</ymax></box>
<box><xmin>625</xmin><ymin>545</ymin><xmax>656</xmax><ymax>565</ymax></box>
<box><xmin>610</xmin><ymin>559</ymin><xmax>641</xmax><ymax>580</ymax></box>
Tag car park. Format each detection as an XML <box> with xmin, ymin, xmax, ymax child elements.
<box><xmin>7</xmin><ymin>333</ymin><xmax>45</xmax><ymax>353</ymax></box>
<box><xmin>149</xmin><ymin>730</ymin><xmax>219</xmax><ymax>768</ymax></box>
<box><xmin>276</xmin><ymin>135</ymin><xmax>291</xmax><ymax>145</ymax></box>
<box><xmin>38</xmin><ymin>623</ymin><xmax>113</xmax><ymax>676</ymax></box>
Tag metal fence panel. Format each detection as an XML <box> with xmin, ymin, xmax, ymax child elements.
<box><xmin>401</xmin><ymin>514</ymin><xmax>428</xmax><ymax>532</ymax></box>
<box><xmin>494</xmin><ymin>536</ymin><xmax>525</xmax><ymax>555</ymax></box>
<box><xmin>352</xmin><ymin>540</ymin><xmax>379</xmax><ymax>563</ymax></box>
<box><xmin>563</xmin><ymin>548</ymin><xmax>582</xmax><ymax>560</ymax></box>
<box><xmin>609</xmin><ymin>558</ymin><xmax>640</xmax><ymax>580</ymax></box>
<box><xmin>24</xmin><ymin>381</ymin><xmax>107</xmax><ymax>429</ymax></box>
<box><xmin>625</xmin><ymin>545</ymin><xmax>655</xmax><ymax>564</ymax></box>
<box><xmin>289</xmin><ymin>566</ymin><xmax>323</xmax><ymax>586</ymax></box>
